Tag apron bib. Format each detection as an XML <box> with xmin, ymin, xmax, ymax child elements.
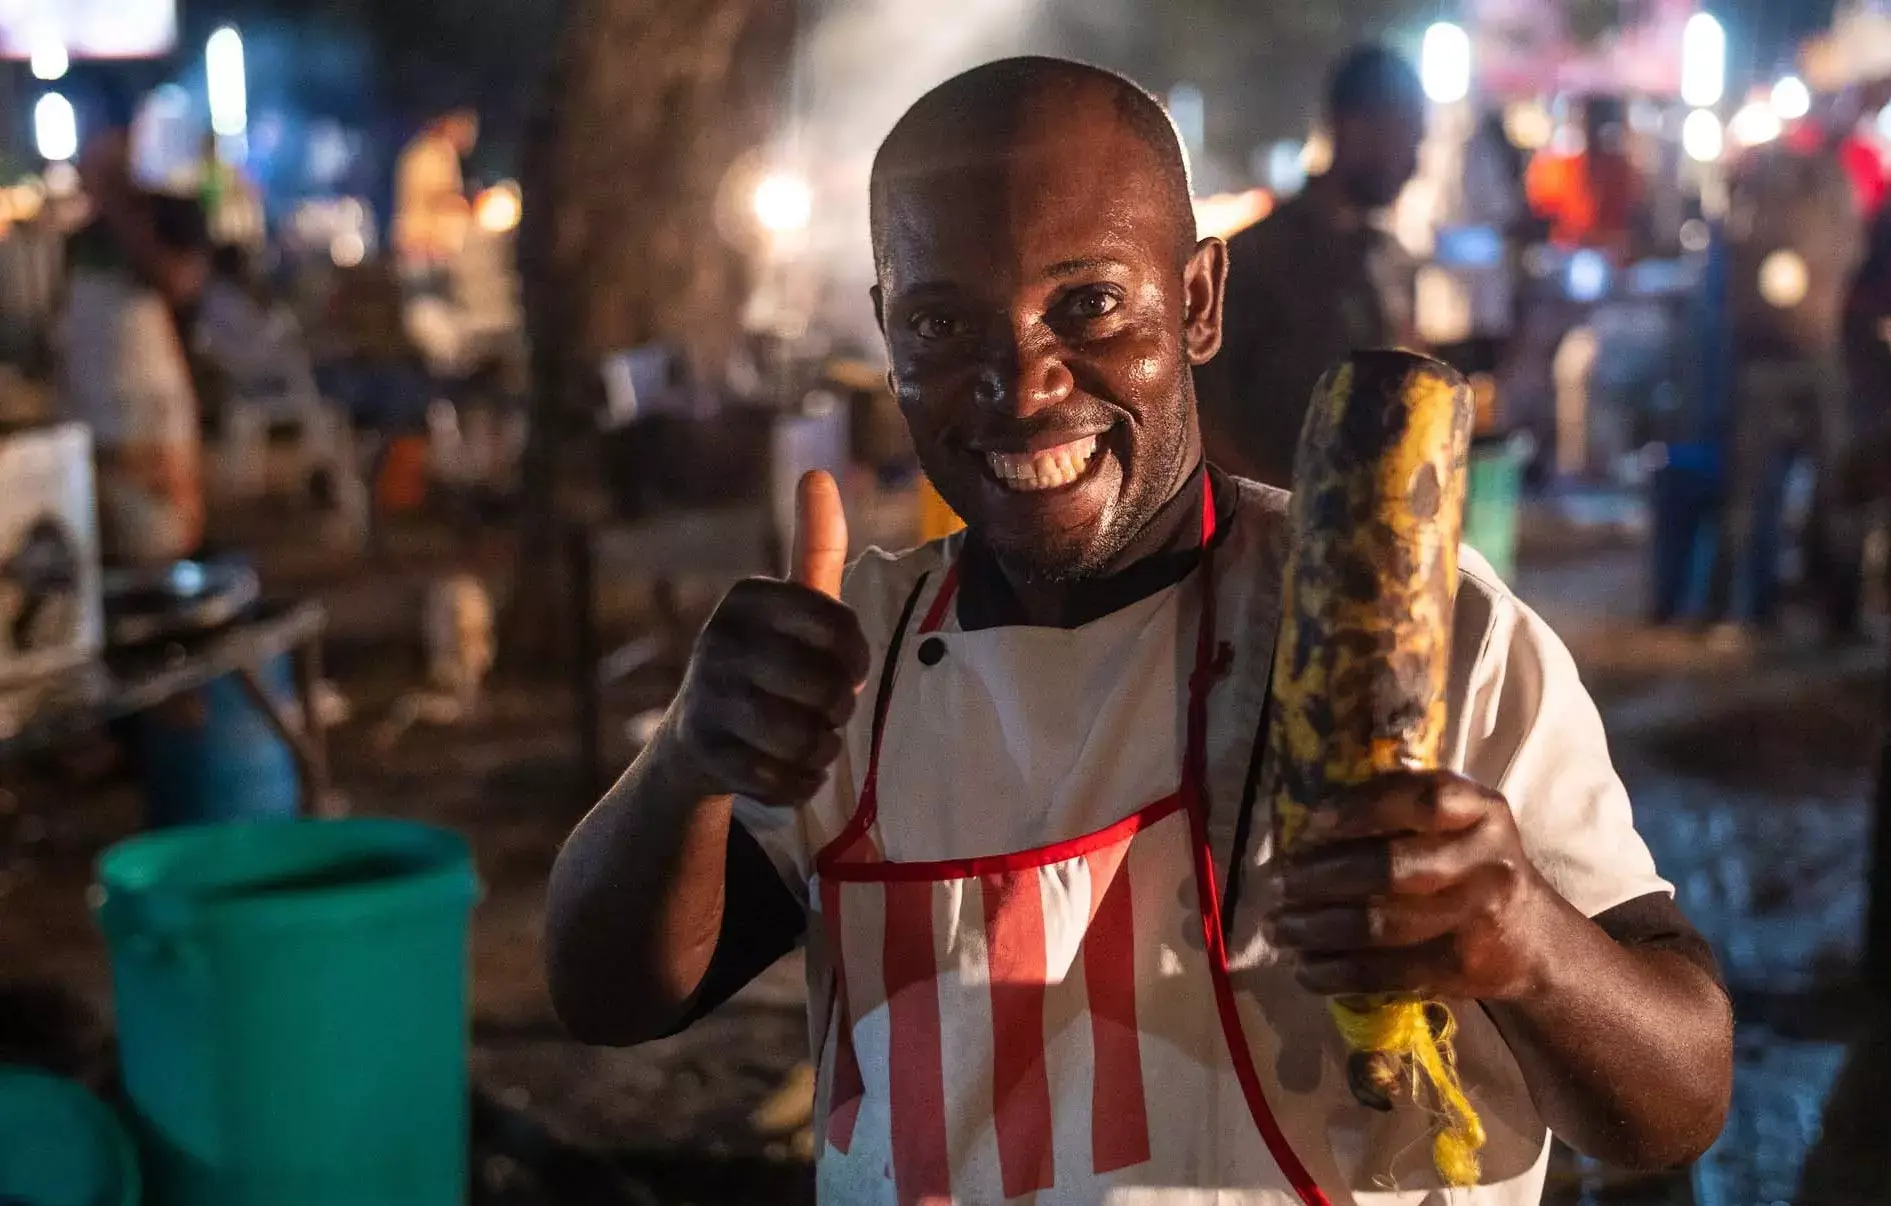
<box><xmin>810</xmin><ymin>484</ymin><xmax>1326</xmax><ymax>1205</ymax></box>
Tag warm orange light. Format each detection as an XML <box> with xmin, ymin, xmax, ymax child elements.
<box><xmin>474</xmin><ymin>181</ymin><xmax>521</xmax><ymax>234</ymax></box>
<box><xmin>1192</xmin><ymin>189</ymin><xmax>1273</xmax><ymax>241</ymax></box>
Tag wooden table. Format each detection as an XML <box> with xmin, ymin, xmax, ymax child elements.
<box><xmin>0</xmin><ymin>600</ymin><xmax>339</xmax><ymax>817</ymax></box>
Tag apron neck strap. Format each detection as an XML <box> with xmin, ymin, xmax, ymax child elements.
<box><xmin>824</xmin><ymin>472</ymin><xmax>1225</xmax><ymax>872</ymax></box>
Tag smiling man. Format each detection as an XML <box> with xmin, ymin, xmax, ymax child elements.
<box><xmin>546</xmin><ymin>58</ymin><xmax>1731</xmax><ymax>1204</ymax></box>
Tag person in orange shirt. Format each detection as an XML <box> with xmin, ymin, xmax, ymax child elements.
<box><xmin>1525</xmin><ymin>96</ymin><xmax>1643</xmax><ymax>262</ymax></box>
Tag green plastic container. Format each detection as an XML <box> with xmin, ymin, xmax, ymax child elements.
<box><xmin>93</xmin><ymin>820</ymin><xmax>478</xmax><ymax>1206</ymax></box>
<box><xmin>1465</xmin><ymin>434</ymin><xmax>1524</xmax><ymax>582</ymax></box>
<box><xmin>0</xmin><ymin>1067</ymin><xmax>141</xmax><ymax>1206</ymax></box>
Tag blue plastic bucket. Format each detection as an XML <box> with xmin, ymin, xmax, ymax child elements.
<box><xmin>1464</xmin><ymin>435</ymin><xmax>1524</xmax><ymax>582</ymax></box>
<box><xmin>0</xmin><ymin>1067</ymin><xmax>141</xmax><ymax>1206</ymax></box>
<box><xmin>132</xmin><ymin>656</ymin><xmax>299</xmax><ymax>828</ymax></box>
<box><xmin>95</xmin><ymin>820</ymin><xmax>477</xmax><ymax>1206</ymax></box>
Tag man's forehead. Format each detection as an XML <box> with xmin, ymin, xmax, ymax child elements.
<box><xmin>875</xmin><ymin>126</ymin><xmax>1181</xmax><ymax>288</ymax></box>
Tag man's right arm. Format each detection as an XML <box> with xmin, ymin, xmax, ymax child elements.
<box><xmin>545</xmin><ymin>473</ymin><xmax>867</xmax><ymax>1046</ymax></box>
<box><xmin>544</xmin><ymin>738</ymin><xmax>757</xmax><ymax>1046</ymax></box>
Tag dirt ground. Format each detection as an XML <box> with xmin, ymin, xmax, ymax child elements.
<box><xmin>3</xmin><ymin>509</ymin><xmax>1889</xmax><ymax>1204</ymax></box>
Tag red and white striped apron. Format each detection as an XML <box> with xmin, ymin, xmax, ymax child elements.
<box><xmin>809</xmin><ymin>487</ymin><xmax>1326</xmax><ymax>1204</ymax></box>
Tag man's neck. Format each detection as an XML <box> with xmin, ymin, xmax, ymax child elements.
<box><xmin>957</xmin><ymin>461</ymin><xmax>1229</xmax><ymax>631</ymax></box>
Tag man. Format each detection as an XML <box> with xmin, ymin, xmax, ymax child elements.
<box><xmin>1196</xmin><ymin>45</ymin><xmax>1425</xmax><ymax>488</ymax></box>
<box><xmin>547</xmin><ymin>58</ymin><xmax>1731</xmax><ymax>1203</ymax></box>
<box><xmin>59</xmin><ymin>90</ymin><xmax>210</xmax><ymax>567</ymax></box>
<box><xmin>1707</xmin><ymin>127</ymin><xmax>1863</xmax><ymax>632</ymax></box>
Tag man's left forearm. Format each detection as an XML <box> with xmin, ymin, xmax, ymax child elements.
<box><xmin>1486</xmin><ymin>893</ymin><xmax>1732</xmax><ymax>1170</ymax></box>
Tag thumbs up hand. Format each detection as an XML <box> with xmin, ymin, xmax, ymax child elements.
<box><xmin>662</xmin><ymin>472</ymin><xmax>871</xmax><ymax>808</ymax></box>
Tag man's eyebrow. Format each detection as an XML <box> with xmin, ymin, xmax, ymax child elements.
<box><xmin>894</xmin><ymin>280</ymin><xmax>963</xmax><ymax>298</ymax></box>
<box><xmin>1041</xmin><ymin>256</ymin><xmax>1127</xmax><ymax>279</ymax></box>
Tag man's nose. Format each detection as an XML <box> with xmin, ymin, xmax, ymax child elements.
<box><xmin>972</xmin><ymin>331</ymin><xmax>1075</xmax><ymax>417</ymax></box>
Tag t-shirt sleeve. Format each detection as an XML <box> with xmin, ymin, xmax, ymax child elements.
<box><xmin>731</xmin><ymin>791</ymin><xmax>822</xmax><ymax>909</ymax></box>
<box><xmin>1453</xmin><ymin>575</ymin><xmax>1672</xmax><ymax>918</ymax></box>
<box><xmin>731</xmin><ymin>691</ymin><xmax>862</xmax><ymax>909</ymax></box>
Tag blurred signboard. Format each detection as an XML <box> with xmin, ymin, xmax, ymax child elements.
<box><xmin>1471</xmin><ymin>0</ymin><xmax>1696</xmax><ymax>98</ymax></box>
<box><xmin>0</xmin><ymin>0</ymin><xmax>178</xmax><ymax>60</ymax></box>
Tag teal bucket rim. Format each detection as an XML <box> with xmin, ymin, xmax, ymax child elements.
<box><xmin>0</xmin><ymin>1066</ymin><xmax>142</xmax><ymax>1206</ymax></box>
<box><xmin>94</xmin><ymin>819</ymin><xmax>478</xmax><ymax>944</ymax></box>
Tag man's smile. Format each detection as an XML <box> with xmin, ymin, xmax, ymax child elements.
<box><xmin>980</xmin><ymin>433</ymin><xmax>1105</xmax><ymax>493</ymax></box>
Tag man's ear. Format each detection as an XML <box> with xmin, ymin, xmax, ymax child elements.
<box><xmin>870</xmin><ymin>285</ymin><xmax>897</xmax><ymax>395</ymax></box>
<box><xmin>1183</xmin><ymin>237</ymin><xmax>1228</xmax><ymax>365</ymax></box>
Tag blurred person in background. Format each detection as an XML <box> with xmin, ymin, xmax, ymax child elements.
<box><xmin>1706</xmin><ymin>116</ymin><xmax>1863</xmax><ymax>637</ymax></box>
<box><xmin>1785</xmin><ymin>89</ymin><xmax>1888</xmax><ymax>222</ymax></box>
<box><xmin>1526</xmin><ymin>96</ymin><xmax>1643</xmax><ymax>264</ymax></box>
<box><xmin>1431</xmin><ymin>109</ymin><xmax>1532</xmax><ymax>391</ymax></box>
<box><xmin>1826</xmin><ymin>206</ymin><xmax>1891</xmax><ymax>638</ymax></box>
<box><xmin>57</xmin><ymin>84</ymin><xmax>211</xmax><ymax>568</ymax></box>
<box><xmin>1196</xmin><ymin>44</ymin><xmax>1425</xmax><ymax>488</ymax></box>
<box><xmin>393</xmin><ymin>109</ymin><xmax>478</xmax><ymax>293</ymax></box>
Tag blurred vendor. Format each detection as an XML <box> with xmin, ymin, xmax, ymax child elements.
<box><xmin>393</xmin><ymin>109</ymin><xmax>478</xmax><ymax>290</ymax></box>
<box><xmin>1707</xmin><ymin>124</ymin><xmax>1863</xmax><ymax>630</ymax></box>
<box><xmin>1525</xmin><ymin>96</ymin><xmax>1643</xmax><ymax>264</ymax></box>
<box><xmin>57</xmin><ymin>87</ymin><xmax>210</xmax><ymax>568</ymax></box>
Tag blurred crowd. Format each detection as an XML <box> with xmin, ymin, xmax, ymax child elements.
<box><xmin>1198</xmin><ymin>44</ymin><xmax>1891</xmax><ymax>646</ymax></box>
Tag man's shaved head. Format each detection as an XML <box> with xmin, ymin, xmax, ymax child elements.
<box><xmin>865</xmin><ymin>56</ymin><xmax>1227</xmax><ymax>582</ymax></box>
<box><xmin>871</xmin><ymin>57</ymin><xmax>1197</xmax><ymax>278</ymax></box>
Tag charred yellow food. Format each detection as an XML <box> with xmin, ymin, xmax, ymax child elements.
<box><xmin>1264</xmin><ymin>349</ymin><xmax>1482</xmax><ymax>1186</ymax></box>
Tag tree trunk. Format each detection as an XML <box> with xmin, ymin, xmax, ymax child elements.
<box><xmin>509</xmin><ymin>0</ymin><xmax>795</xmax><ymax>665</ymax></box>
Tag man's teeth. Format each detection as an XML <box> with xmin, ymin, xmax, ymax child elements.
<box><xmin>986</xmin><ymin>436</ymin><xmax>1100</xmax><ymax>492</ymax></box>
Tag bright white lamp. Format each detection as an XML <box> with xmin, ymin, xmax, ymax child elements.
<box><xmin>753</xmin><ymin>172</ymin><xmax>812</xmax><ymax>234</ymax></box>
<box><xmin>1683</xmin><ymin>108</ymin><xmax>1725</xmax><ymax>162</ymax></box>
<box><xmin>1682</xmin><ymin>13</ymin><xmax>1726</xmax><ymax>109</ymax></box>
<box><xmin>33</xmin><ymin>93</ymin><xmax>78</xmax><ymax>163</ymax></box>
<box><xmin>207</xmin><ymin>27</ymin><xmax>248</xmax><ymax>138</ymax></box>
<box><xmin>1772</xmin><ymin>75</ymin><xmax>1812</xmax><ymax>121</ymax></box>
<box><xmin>1421</xmin><ymin>23</ymin><xmax>1472</xmax><ymax>105</ymax></box>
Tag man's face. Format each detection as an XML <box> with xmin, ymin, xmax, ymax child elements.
<box><xmin>1335</xmin><ymin>102</ymin><xmax>1426</xmax><ymax>209</ymax></box>
<box><xmin>873</xmin><ymin>103</ymin><xmax>1226</xmax><ymax>580</ymax></box>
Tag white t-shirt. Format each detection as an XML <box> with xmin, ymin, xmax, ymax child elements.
<box><xmin>57</xmin><ymin>268</ymin><xmax>203</xmax><ymax>565</ymax></box>
<box><xmin>737</xmin><ymin>478</ymin><xmax>1669</xmax><ymax>1203</ymax></box>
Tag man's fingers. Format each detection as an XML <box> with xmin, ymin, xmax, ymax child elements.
<box><xmin>792</xmin><ymin>470</ymin><xmax>849</xmax><ymax>600</ymax></box>
<box><xmin>708</xmin><ymin>629</ymin><xmax>859</xmax><ymax>727</ymax></box>
<box><xmin>1277</xmin><ymin>826</ymin><xmax>1492</xmax><ymax>904</ymax></box>
<box><xmin>1268</xmin><ymin>866</ymin><xmax>1514</xmax><ymax>953</ymax></box>
<box><xmin>1298</xmin><ymin>771</ymin><xmax>1495</xmax><ymax>845</ymax></box>
<box><xmin>713</xmin><ymin>685</ymin><xmax>844</xmax><ymax>771</ymax></box>
<box><xmin>695</xmin><ymin>726</ymin><xmax>833</xmax><ymax>808</ymax></box>
<box><xmin>1293</xmin><ymin>936</ymin><xmax>1458</xmax><ymax>997</ymax></box>
<box><xmin>717</xmin><ymin>580</ymin><xmax>871</xmax><ymax>685</ymax></box>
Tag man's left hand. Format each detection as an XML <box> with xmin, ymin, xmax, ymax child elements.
<box><xmin>1264</xmin><ymin>770</ymin><xmax>1559</xmax><ymax>1002</ymax></box>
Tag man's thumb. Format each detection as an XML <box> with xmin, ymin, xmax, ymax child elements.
<box><xmin>792</xmin><ymin>470</ymin><xmax>848</xmax><ymax>599</ymax></box>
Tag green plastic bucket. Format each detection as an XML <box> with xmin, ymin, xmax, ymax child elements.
<box><xmin>0</xmin><ymin>1067</ymin><xmax>141</xmax><ymax>1206</ymax></box>
<box><xmin>93</xmin><ymin>820</ymin><xmax>478</xmax><ymax>1206</ymax></box>
<box><xmin>1465</xmin><ymin>434</ymin><xmax>1525</xmax><ymax>582</ymax></box>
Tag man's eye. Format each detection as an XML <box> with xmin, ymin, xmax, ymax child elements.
<box><xmin>1065</xmin><ymin>289</ymin><xmax>1122</xmax><ymax>320</ymax></box>
<box><xmin>909</xmin><ymin>313</ymin><xmax>963</xmax><ymax>340</ymax></box>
